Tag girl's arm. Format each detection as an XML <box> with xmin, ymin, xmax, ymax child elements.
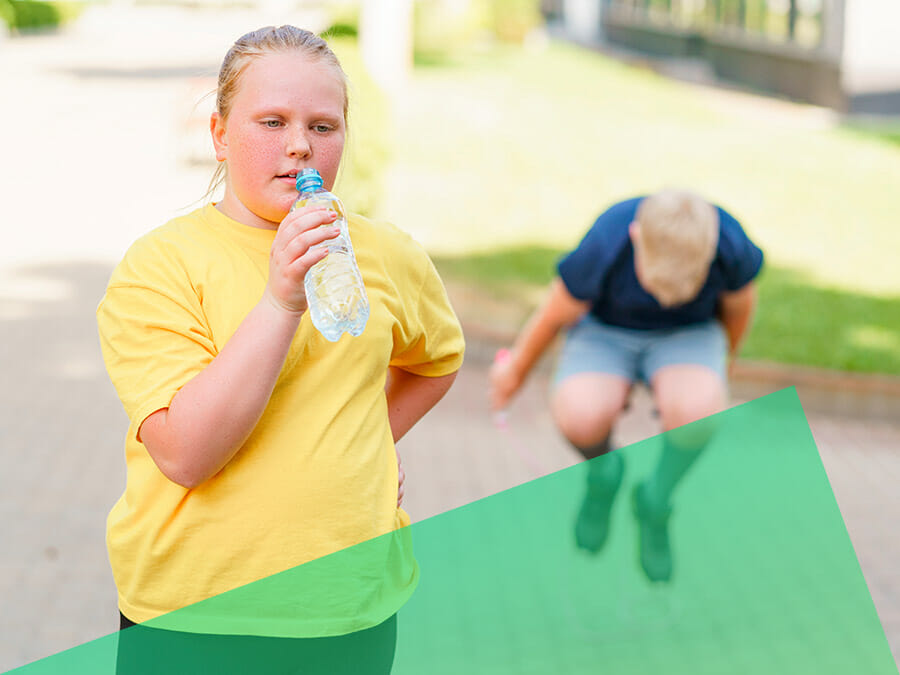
<box><xmin>139</xmin><ymin>206</ymin><xmax>340</xmax><ymax>489</ymax></box>
<box><xmin>489</xmin><ymin>277</ymin><xmax>590</xmax><ymax>411</ymax></box>
<box><xmin>385</xmin><ymin>367</ymin><xmax>458</xmax><ymax>443</ymax></box>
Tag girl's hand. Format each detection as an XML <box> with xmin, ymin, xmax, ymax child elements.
<box><xmin>488</xmin><ymin>349</ymin><xmax>523</xmax><ymax>412</ymax></box>
<box><xmin>264</xmin><ymin>206</ymin><xmax>340</xmax><ymax>315</ymax></box>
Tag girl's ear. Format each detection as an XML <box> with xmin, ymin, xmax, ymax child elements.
<box><xmin>210</xmin><ymin>111</ymin><xmax>227</xmax><ymax>162</ymax></box>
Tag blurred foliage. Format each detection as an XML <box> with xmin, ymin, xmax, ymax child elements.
<box><xmin>839</xmin><ymin>119</ymin><xmax>900</xmax><ymax>150</ymax></box>
<box><xmin>1</xmin><ymin>0</ymin><xmax>83</xmax><ymax>31</ymax></box>
<box><xmin>413</xmin><ymin>0</ymin><xmax>488</xmax><ymax>66</ymax></box>
<box><xmin>487</xmin><ymin>0</ymin><xmax>542</xmax><ymax>43</ymax></box>
<box><xmin>329</xmin><ymin>38</ymin><xmax>391</xmax><ymax>217</ymax></box>
<box><xmin>320</xmin><ymin>1</ymin><xmax>545</xmax><ymax>66</ymax></box>
<box><xmin>323</xmin><ymin>21</ymin><xmax>359</xmax><ymax>39</ymax></box>
<box><xmin>322</xmin><ymin>2</ymin><xmax>359</xmax><ymax>39</ymax></box>
<box><xmin>4</xmin><ymin>0</ymin><xmax>58</xmax><ymax>30</ymax></box>
<box><xmin>432</xmin><ymin>244</ymin><xmax>562</xmax><ymax>290</ymax></box>
<box><xmin>413</xmin><ymin>0</ymin><xmax>543</xmax><ymax>66</ymax></box>
<box><xmin>0</xmin><ymin>0</ymin><xmax>14</xmax><ymax>29</ymax></box>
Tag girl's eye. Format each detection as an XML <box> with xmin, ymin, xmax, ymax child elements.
<box><xmin>313</xmin><ymin>124</ymin><xmax>332</xmax><ymax>133</ymax></box>
<box><xmin>263</xmin><ymin>120</ymin><xmax>283</xmax><ymax>128</ymax></box>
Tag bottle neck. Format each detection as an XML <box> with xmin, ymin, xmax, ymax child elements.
<box><xmin>296</xmin><ymin>169</ymin><xmax>325</xmax><ymax>195</ymax></box>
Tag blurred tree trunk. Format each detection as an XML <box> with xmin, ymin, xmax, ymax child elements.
<box><xmin>787</xmin><ymin>0</ymin><xmax>797</xmax><ymax>39</ymax></box>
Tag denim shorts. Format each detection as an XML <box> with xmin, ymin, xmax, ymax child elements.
<box><xmin>553</xmin><ymin>316</ymin><xmax>727</xmax><ymax>387</ymax></box>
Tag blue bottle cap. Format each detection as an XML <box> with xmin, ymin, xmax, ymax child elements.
<box><xmin>296</xmin><ymin>168</ymin><xmax>323</xmax><ymax>194</ymax></box>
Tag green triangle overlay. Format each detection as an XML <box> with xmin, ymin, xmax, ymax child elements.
<box><xmin>8</xmin><ymin>388</ymin><xmax>897</xmax><ymax>674</ymax></box>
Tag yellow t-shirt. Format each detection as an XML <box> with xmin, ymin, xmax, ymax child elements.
<box><xmin>96</xmin><ymin>204</ymin><xmax>464</xmax><ymax>636</ymax></box>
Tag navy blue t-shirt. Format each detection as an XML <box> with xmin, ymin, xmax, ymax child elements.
<box><xmin>557</xmin><ymin>197</ymin><xmax>763</xmax><ymax>330</ymax></box>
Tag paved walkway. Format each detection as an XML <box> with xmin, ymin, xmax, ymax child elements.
<box><xmin>0</xmin><ymin>7</ymin><xmax>897</xmax><ymax>672</ymax></box>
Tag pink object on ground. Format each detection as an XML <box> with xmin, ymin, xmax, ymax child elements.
<box><xmin>493</xmin><ymin>348</ymin><xmax>546</xmax><ymax>475</ymax></box>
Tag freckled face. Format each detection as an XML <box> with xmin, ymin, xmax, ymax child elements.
<box><xmin>211</xmin><ymin>51</ymin><xmax>346</xmax><ymax>229</ymax></box>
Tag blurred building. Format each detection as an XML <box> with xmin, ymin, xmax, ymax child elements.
<box><xmin>545</xmin><ymin>0</ymin><xmax>900</xmax><ymax>114</ymax></box>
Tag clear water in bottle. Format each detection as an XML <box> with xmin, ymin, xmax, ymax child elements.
<box><xmin>291</xmin><ymin>168</ymin><xmax>369</xmax><ymax>341</ymax></box>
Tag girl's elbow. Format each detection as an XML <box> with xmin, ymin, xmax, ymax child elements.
<box><xmin>141</xmin><ymin>414</ymin><xmax>211</xmax><ymax>488</ymax></box>
<box><xmin>168</xmin><ymin>467</ymin><xmax>207</xmax><ymax>490</ymax></box>
<box><xmin>145</xmin><ymin>441</ymin><xmax>208</xmax><ymax>489</ymax></box>
<box><xmin>153</xmin><ymin>454</ymin><xmax>204</xmax><ymax>489</ymax></box>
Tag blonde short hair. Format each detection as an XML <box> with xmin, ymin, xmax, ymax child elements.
<box><xmin>633</xmin><ymin>190</ymin><xmax>719</xmax><ymax>307</ymax></box>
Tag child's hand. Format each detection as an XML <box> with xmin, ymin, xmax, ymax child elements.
<box><xmin>264</xmin><ymin>206</ymin><xmax>340</xmax><ymax>315</ymax></box>
<box><xmin>488</xmin><ymin>348</ymin><xmax>523</xmax><ymax>412</ymax></box>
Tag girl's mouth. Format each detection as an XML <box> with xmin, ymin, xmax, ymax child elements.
<box><xmin>277</xmin><ymin>173</ymin><xmax>299</xmax><ymax>186</ymax></box>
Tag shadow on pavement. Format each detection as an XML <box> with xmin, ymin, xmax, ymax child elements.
<box><xmin>0</xmin><ymin>261</ymin><xmax>125</xmax><ymax>672</ymax></box>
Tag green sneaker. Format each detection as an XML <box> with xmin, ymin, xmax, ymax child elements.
<box><xmin>632</xmin><ymin>482</ymin><xmax>673</xmax><ymax>582</ymax></box>
<box><xmin>575</xmin><ymin>451</ymin><xmax>624</xmax><ymax>553</ymax></box>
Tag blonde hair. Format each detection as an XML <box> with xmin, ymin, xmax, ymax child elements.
<box><xmin>206</xmin><ymin>26</ymin><xmax>349</xmax><ymax>200</ymax></box>
<box><xmin>634</xmin><ymin>190</ymin><xmax>719</xmax><ymax>307</ymax></box>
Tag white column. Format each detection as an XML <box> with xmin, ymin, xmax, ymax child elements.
<box><xmin>819</xmin><ymin>0</ymin><xmax>844</xmax><ymax>61</ymax></box>
<box><xmin>563</xmin><ymin>0</ymin><xmax>602</xmax><ymax>44</ymax></box>
<box><xmin>360</xmin><ymin>0</ymin><xmax>414</xmax><ymax>93</ymax></box>
<box><xmin>840</xmin><ymin>0</ymin><xmax>900</xmax><ymax>95</ymax></box>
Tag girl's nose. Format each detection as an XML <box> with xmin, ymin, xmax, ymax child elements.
<box><xmin>287</xmin><ymin>126</ymin><xmax>312</xmax><ymax>158</ymax></box>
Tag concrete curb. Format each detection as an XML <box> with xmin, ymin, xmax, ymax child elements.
<box><xmin>730</xmin><ymin>359</ymin><xmax>900</xmax><ymax>398</ymax></box>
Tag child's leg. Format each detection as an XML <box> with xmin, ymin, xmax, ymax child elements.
<box><xmin>550</xmin><ymin>373</ymin><xmax>632</xmax><ymax>451</ymax></box>
<box><xmin>550</xmin><ymin>315</ymin><xmax>638</xmax><ymax>450</ymax></box>
<box><xmin>632</xmin><ymin>320</ymin><xmax>727</xmax><ymax>580</ymax></box>
<box><xmin>551</xmin><ymin>372</ymin><xmax>633</xmax><ymax>554</ymax></box>
<box><xmin>550</xmin><ymin>317</ymin><xmax>642</xmax><ymax>552</ymax></box>
<box><xmin>645</xmin><ymin>363</ymin><xmax>726</xmax><ymax>508</ymax></box>
<box><xmin>552</xmin><ymin>374</ymin><xmax>631</xmax><ymax>552</ymax></box>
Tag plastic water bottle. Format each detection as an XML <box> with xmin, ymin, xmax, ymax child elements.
<box><xmin>292</xmin><ymin>168</ymin><xmax>369</xmax><ymax>341</ymax></box>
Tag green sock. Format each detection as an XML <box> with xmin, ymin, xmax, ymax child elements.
<box><xmin>574</xmin><ymin>438</ymin><xmax>623</xmax><ymax>486</ymax></box>
<box><xmin>644</xmin><ymin>436</ymin><xmax>706</xmax><ymax>510</ymax></box>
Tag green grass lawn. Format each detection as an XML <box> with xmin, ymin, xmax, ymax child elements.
<box><xmin>366</xmin><ymin>40</ymin><xmax>900</xmax><ymax>375</ymax></box>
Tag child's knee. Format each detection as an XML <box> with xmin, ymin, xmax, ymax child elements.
<box><xmin>661</xmin><ymin>397</ymin><xmax>714</xmax><ymax>427</ymax></box>
<box><xmin>653</xmin><ymin>367</ymin><xmax>725</xmax><ymax>432</ymax></box>
<box><xmin>551</xmin><ymin>378</ymin><xmax>629</xmax><ymax>447</ymax></box>
<box><xmin>658</xmin><ymin>388</ymin><xmax>724</xmax><ymax>437</ymax></box>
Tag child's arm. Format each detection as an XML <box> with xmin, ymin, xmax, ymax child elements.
<box><xmin>139</xmin><ymin>206</ymin><xmax>340</xmax><ymax>489</ymax></box>
<box><xmin>489</xmin><ymin>277</ymin><xmax>590</xmax><ymax>411</ymax></box>
<box><xmin>385</xmin><ymin>367</ymin><xmax>458</xmax><ymax>443</ymax></box>
<box><xmin>717</xmin><ymin>281</ymin><xmax>758</xmax><ymax>369</ymax></box>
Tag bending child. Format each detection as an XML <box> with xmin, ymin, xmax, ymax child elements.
<box><xmin>97</xmin><ymin>25</ymin><xmax>464</xmax><ymax>673</ymax></box>
<box><xmin>489</xmin><ymin>189</ymin><xmax>762</xmax><ymax>581</ymax></box>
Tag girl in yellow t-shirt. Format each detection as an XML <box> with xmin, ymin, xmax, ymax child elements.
<box><xmin>97</xmin><ymin>25</ymin><xmax>464</xmax><ymax>674</ymax></box>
